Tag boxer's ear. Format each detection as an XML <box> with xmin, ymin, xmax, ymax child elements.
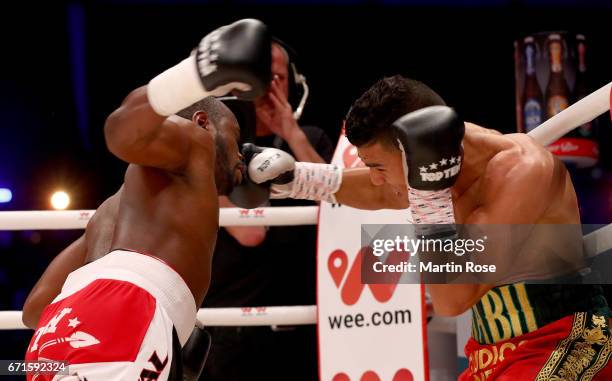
<box><xmin>193</xmin><ymin>111</ymin><xmax>209</xmax><ymax>129</ymax></box>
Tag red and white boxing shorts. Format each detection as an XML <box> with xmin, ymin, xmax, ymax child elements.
<box><xmin>25</xmin><ymin>250</ymin><xmax>197</xmax><ymax>381</ymax></box>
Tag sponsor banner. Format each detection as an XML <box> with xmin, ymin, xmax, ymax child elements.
<box><xmin>317</xmin><ymin>134</ymin><xmax>428</xmax><ymax>381</ymax></box>
<box><xmin>514</xmin><ymin>32</ymin><xmax>600</xmax><ymax>168</ymax></box>
<box><xmin>547</xmin><ymin>137</ymin><xmax>599</xmax><ymax>168</ymax></box>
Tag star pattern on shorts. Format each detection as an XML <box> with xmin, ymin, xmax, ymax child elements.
<box><xmin>449</xmin><ymin>157</ymin><xmax>457</xmax><ymax>164</ymax></box>
<box><xmin>429</xmin><ymin>163</ymin><xmax>438</xmax><ymax>170</ymax></box>
<box><xmin>439</xmin><ymin>158</ymin><xmax>448</xmax><ymax>166</ymax></box>
<box><xmin>67</xmin><ymin>317</ymin><xmax>80</xmax><ymax>328</ymax></box>
<box><xmin>419</xmin><ymin>166</ymin><xmax>427</xmax><ymax>172</ymax></box>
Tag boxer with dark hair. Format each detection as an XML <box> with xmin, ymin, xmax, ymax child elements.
<box><xmin>24</xmin><ymin>19</ymin><xmax>271</xmax><ymax>381</ymax></box>
<box><xmin>345</xmin><ymin>75</ymin><xmax>446</xmax><ymax>148</ymax></box>
<box><xmin>243</xmin><ymin>75</ymin><xmax>612</xmax><ymax>380</ymax></box>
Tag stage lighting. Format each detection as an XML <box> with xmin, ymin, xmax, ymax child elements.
<box><xmin>0</xmin><ymin>188</ymin><xmax>11</xmax><ymax>203</ymax></box>
<box><xmin>51</xmin><ymin>191</ymin><xmax>70</xmax><ymax>210</ymax></box>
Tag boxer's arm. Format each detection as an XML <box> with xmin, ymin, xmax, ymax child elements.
<box><xmin>334</xmin><ymin>168</ymin><xmax>408</xmax><ymax>210</ymax></box>
<box><xmin>428</xmin><ymin>150</ymin><xmax>551</xmax><ymax>316</ymax></box>
<box><xmin>106</xmin><ymin>19</ymin><xmax>271</xmax><ymax>171</ymax></box>
<box><xmin>22</xmin><ymin>235</ymin><xmax>87</xmax><ymax>328</ymax></box>
<box><xmin>104</xmin><ymin>87</ymin><xmax>197</xmax><ymax>171</ymax></box>
<box><xmin>246</xmin><ymin>147</ymin><xmax>406</xmax><ymax>209</ymax></box>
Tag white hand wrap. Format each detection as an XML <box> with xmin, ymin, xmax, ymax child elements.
<box><xmin>408</xmin><ymin>188</ymin><xmax>455</xmax><ymax>224</ymax></box>
<box><xmin>271</xmin><ymin>162</ymin><xmax>342</xmax><ymax>203</ymax></box>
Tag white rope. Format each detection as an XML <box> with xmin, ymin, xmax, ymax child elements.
<box><xmin>0</xmin><ymin>306</ymin><xmax>317</xmax><ymax>330</ymax></box>
<box><xmin>196</xmin><ymin>305</ymin><xmax>316</xmax><ymax>327</ymax></box>
<box><xmin>0</xmin><ymin>311</ymin><xmax>26</xmax><ymax>330</ymax></box>
<box><xmin>584</xmin><ymin>224</ymin><xmax>612</xmax><ymax>258</ymax></box>
<box><xmin>0</xmin><ymin>210</ymin><xmax>95</xmax><ymax>230</ymax></box>
<box><xmin>528</xmin><ymin>81</ymin><xmax>611</xmax><ymax>146</ymax></box>
<box><xmin>0</xmin><ymin>206</ymin><xmax>319</xmax><ymax>230</ymax></box>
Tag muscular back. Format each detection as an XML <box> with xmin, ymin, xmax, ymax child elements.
<box><xmin>84</xmin><ymin>189</ymin><xmax>121</xmax><ymax>263</ymax></box>
<box><xmin>110</xmin><ymin>118</ymin><xmax>220</xmax><ymax>306</ymax></box>
<box><xmin>452</xmin><ymin>124</ymin><xmax>580</xmax><ymax>225</ymax></box>
<box><xmin>429</xmin><ymin>124</ymin><xmax>581</xmax><ymax>316</ymax></box>
<box><xmin>104</xmin><ymin>87</ymin><xmax>242</xmax><ymax>306</ymax></box>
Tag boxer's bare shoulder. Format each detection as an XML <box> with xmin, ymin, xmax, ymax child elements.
<box><xmin>488</xmin><ymin>132</ymin><xmax>578</xmax><ymax>223</ymax></box>
<box><xmin>432</xmin><ymin>125</ymin><xmax>579</xmax><ymax>316</ymax></box>
<box><xmin>455</xmin><ymin>124</ymin><xmax>576</xmax><ymax>224</ymax></box>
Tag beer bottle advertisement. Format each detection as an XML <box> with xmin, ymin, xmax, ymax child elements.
<box><xmin>545</xmin><ymin>34</ymin><xmax>569</xmax><ymax>118</ymax></box>
<box><xmin>573</xmin><ymin>34</ymin><xmax>593</xmax><ymax>138</ymax></box>
<box><xmin>522</xmin><ymin>37</ymin><xmax>543</xmax><ymax>132</ymax></box>
<box><xmin>514</xmin><ymin>32</ymin><xmax>598</xmax><ymax>168</ymax></box>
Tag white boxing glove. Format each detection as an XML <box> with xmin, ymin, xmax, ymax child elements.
<box><xmin>244</xmin><ymin>144</ymin><xmax>342</xmax><ymax>202</ymax></box>
<box><xmin>247</xmin><ymin>146</ymin><xmax>295</xmax><ymax>183</ymax></box>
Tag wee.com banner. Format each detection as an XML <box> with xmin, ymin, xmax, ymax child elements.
<box><xmin>317</xmin><ymin>133</ymin><xmax>427</xmax><ymax>381</ymax></box>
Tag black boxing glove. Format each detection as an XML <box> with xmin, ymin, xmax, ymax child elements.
<box><xmin>147</xmin><ymin>19</ymin><xmax>272</xmax><ymax>116</ymax></box>
<box><xmin>227</xmin><ymin>143</ymin><xmax>273</xmax><ymax>209</ymax></box>
<box><xmin>393</xmin><ymin>106</ymin><xmax>465</xmax><ymax>191</ymax></box>
<box><xmin>181</xmin><ymin>323</ymin><xmax>211</xmax><ymax>381</ymax></box>
<box><xmin>195</xmin><ymin>19</ymin><xmax>271</xmax><ymax>101</ymax></box>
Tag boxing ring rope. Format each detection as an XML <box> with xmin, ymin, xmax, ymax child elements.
<box><xmin>0</xmin><ymin>306</ymin><xmax>318</xmax><ymax>330</ymax></box>
<box><xmin>528</xmin><ymin>81</ymin><xmax>611</xmax><ymax>145</ymax></box>
<box><xmin>0</xmin><ymin>82</ymin><xmax>610</xmax><ymax>331</ymax></box>
<box><xmin>0</xmin><ymin>206</ymin><xmax>319</xmax><ymax>230</ymax></box>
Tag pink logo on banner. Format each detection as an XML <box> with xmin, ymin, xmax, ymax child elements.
<box><xmin>328</xmin><ymin>250</ymin><xmax>349</xmax><ymax>287</ymax></box>
<box><xmin>238</xmin><ymin>209</ymin><xmax>265</xmax><ymax>217</ymax></box>
<box><xmin>333</xmin><ymin>373</ymin><xmax>350</xmax><ymax>381</ymax></box>
<box><xmin>78</xmin><ymin>211</ymin><xmax>92</xmax><ymax>220</ymax></box>
<box><xmin>328</xmin><ymin>248</ymin><xmax>408</xmax><ymax>306</ymax></box>
<box><xmin>241</xmin><ymin>307</ymin><xmax>267</xmax><ymax>315</ymax></box>
<box><xmin>332</xmin><ymin>369</ymin><xmax>413</xmax><ymax>381</ymax></box>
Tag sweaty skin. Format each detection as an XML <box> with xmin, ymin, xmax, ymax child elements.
<box><xmin>104</xmin><ymin>87</ymin><xmax>243</xmax><ymax>307</ymax></box>
<box><xmin>22</xmin><ymin>190</ymin><xmax>121</xmax><ymax>328</ymax></box>
<box><xmin>23</xmin><ymin>90</ymin><xmax>243</xmax><ymax>328</ymax></box>
<box><xmin>334</xmin><ymin>123</ymin><xmax>580</xmax><ymax>315</ymax></box>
